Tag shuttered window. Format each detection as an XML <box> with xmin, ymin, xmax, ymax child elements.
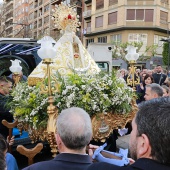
<box><xmin>109</xmin><ymin>0</ymin><xmax>118</xmax><ymax>6</ymax></box>
<box><xmin>96</xmin><ymin>0</ymin><xmax>104</xmax><ymax>10</ymax></box>
<box><xmin>160</xmin><ymin>10</ymin><xmax>168</xmax><ymax>23</ymax></box>
<box><xmin>127</xmin><ymin>9</ymin><xmax>153</xmax><ymax>21</ymax></box>
<box><xmin>127</xmin><ymin>9</ymin><xmax>135</xmax><ymax>20</ymax></box>
<box><xmin>87</xmin><ymin>22</ymin><xmax>91</xmax><ymax>27</ymax></box>
<box><xmin>136</xmin><ymin>9</ymin><xmax>144</xmax><ymax>20</ymax></box>
<box><xmin>95</xmin><ymin>15</ymin><xmax>103</xmax><ymax>28</ymax></box>
<box><xmin>145</xmin><ymin>9</ymin><xmax>153</xmax><ymax>22</ymax></box>
<box><xmin>108</xmin><ymin>12</ymin><xmax>117</xmax><ymax>25</ymax></box>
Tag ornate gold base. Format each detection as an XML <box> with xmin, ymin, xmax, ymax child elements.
<box><xmin>91</xmin><ymin>100</ymin><xmax>138</xmax><ymax>142</ymax></box>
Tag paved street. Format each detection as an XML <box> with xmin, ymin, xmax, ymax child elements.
<box><xmin>116</xmin><ymin>134</ymin><xmax>130</xmax><ymax>149</ymax></box>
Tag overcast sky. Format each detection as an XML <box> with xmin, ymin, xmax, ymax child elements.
<box><xmin>0</xmin><ymin>0</ymin><xmax>3</xmax><ymax>4</ymax></box>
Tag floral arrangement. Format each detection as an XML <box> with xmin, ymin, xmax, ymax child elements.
<box><xmin>7</xmin><ymin>71</ymin><xmax>134</xmax><ymax>129</ymax></box>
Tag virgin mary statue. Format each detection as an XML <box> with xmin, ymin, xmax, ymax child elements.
<box><xmin>28</xmin><ymin>3</ymin><xmax>100</xmax><ymax>86</ymax></box>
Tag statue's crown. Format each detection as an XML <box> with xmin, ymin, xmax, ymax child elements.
<box><xmin>52</xmin><ymin>2</ymin><xmax>81</xmax><ymax>32</ymax></box>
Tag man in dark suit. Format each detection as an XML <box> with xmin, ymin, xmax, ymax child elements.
<box><xmin>0</xmin><ymin>77</ymin><xmax>13</xmax><ymax>139</ymax></box>
<box><xmin>88</xmin><ymin>97</ymin><xmax>170</xmax><ymax>170</ymax></box>
<box><xmin>152</xmin><ymin>65</ymin><xmax>167</xmax><ymax>85</ymax></box>
<box><xmin>23</xmin><ymin>107</ymin><xmax>93</xmax><ymax>170</ymax></box>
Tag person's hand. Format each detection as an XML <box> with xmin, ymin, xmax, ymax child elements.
<box><xmin>7</xmin><ymin>136</ymin><xmax>15</xmax><ymax>146</ymax></box>
<box><xmin>140</xmin><ymin>83</ymin><xmax>143</xmax><ymax>89</ymax></box>
<box><xmin>128</xmin><ymin>158</ymin><xmax>135</xmax><ymax>165</ymax></box>
<box><xmin>88</xmin><ymin>144</ymin><xmax>99</xmax><ymax>161</ymax></box>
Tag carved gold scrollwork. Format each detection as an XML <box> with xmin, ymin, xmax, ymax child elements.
<box><xmin>91</xmin><ymin>100</ymin><xmax>138</xmax><ymax>142</ymax></box>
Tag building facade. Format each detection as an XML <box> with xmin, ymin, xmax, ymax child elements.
<box><xmin>13</xmin><ymin>0</ymin><xmax>29</xmax><ymax>38</ymax></box>
<box><xmin>83</xmin><ymin>0</ymin><xmax>170</xmax><ymax>56</ymax></box>
<box><xmin>28</xmin><ymin>0</ymin><xmax>82</xmax><ymax>40</ymax></box>
<box><xmin>2</xmin><ymin>0</ymin><xmax>14</xmax><ymax>37</ymax></box>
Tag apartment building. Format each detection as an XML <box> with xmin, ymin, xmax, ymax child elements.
<box><xmin>83</xmin><ymin>0</ymin><xmax>170</xmax><ymax>56</ymax></box>
<box><xmin>13</xmin><ymin>0</ymin><xmax>29</xmax><ymax>38</ymax></box>
<box><xmin>28</xmin><ymin>0</ymin><xmax>82</xmax><ymax>40</ymax></box>
<box><xmin>3</xmin><ymin>0</ymin><xmax>13</xmax><ymax>37</ymax></box>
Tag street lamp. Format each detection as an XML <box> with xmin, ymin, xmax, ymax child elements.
<box><xmin>37</xmin><ymin>36</ymin><xmax>59</xmax><ymax>157</ymax></box>
<box><xmin>9</xmin><ymin>59</ymin><xmax>22</xmax><ymax>86</ymax></box>
<box><xmin>125</xmin><ymin>45</ymin><xmax>140</xmax><ymax>89</ymax></box>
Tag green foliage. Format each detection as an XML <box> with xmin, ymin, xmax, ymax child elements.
<box><xmin>162</xmin><ymin>42</ymin><xmax>169</xmax><ymax>65</ymax></box>
<box><xmin>111</xmin><ymin>41</ymin><xmax>143</xmax><ymax>60</ymax></box>
<box><xmin>145</xmin><ymin>44</ymin><xmax>158</xmax><ymax>56</ymax></box>
<box><xmin>111</xmin><ymin>41</ymin><xmax>159</xmax><ymax>61</ymax></box>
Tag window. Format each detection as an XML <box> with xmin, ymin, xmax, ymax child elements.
<box><xmin>161</xmin><ymin>0</ymin><xmax>169</xmax><ymax>4</ymax></box>
<box><xmin>29</xmin><ymin>13</ymin><xmax>34</xmax><ymax>20</ymax></box>
<box><xmin>127</xmin><ymin>9</ymin><xmax>153</xmax><ymax>21</ymax></box>
<box><xmin>30</xmin><ymin>3</ymin><xmax>33</xmax><ymax>9</ymax></box>
<box><xmin>98</xmin><ymin>36</ymin><xmax>107</xmax><ymax>43</ymax></box>
<box><xmin>44</xmin><ymin>16</ymin><xmax>49</xmax><ymax>24</ymax></box>
<box><xmin>128</xmin><ymin>34</ymin><xmax>147</xmax><ymax>43</ymax></box>
<box><xmin>87</xmin><ymin>22</ymin><xmax>91</xmax><ymax>27</ymax></box>
<box><xmin>154</xmin><ymin>35</ymin><xmax>166</xmax><ymax>46</ymax></box>
<box><xmin>110</xmin><ymin>34</ymin><xmax>122</xmax><ymax>44</ymax></box>
<box><xmin>127</xmin><ymin>9</ymin><xmax>135</xmax><ymax>20</ymax></box>
<box><xmin>96</xmin><ymin>0</ymin><xmax>104</xmax><ymax>10</ymax></box>
<box><xmin>108</xmin><ymin>12</ymin><xmax>117</xmax><ymax>25</ymax></box>
<box><xmin>44</xmin><ymin>4</ymin><xmax>49</xmax><ymax>13</ymax></box>
<box><xmin>136</xmin><ymin>9</ymin><xmax>144</xmax><ymax>20</ymax></box>
<box><xmin>109</xmin><ymin>0</ymin><xmax>118</xmax><ymax>6</ymax></box>
<box><xmin>145</xmin><ymin>9</ymin><xmax>154</xmax><ymax>22</ymax></box>
<box><xmin>160</xmin><ymin>10</ymin><xmax>168</xmax><ymax>23</ymax></box>
<box><xmin>86</xmin><ymin>38</ymin><xmax>94</xmax><ymax>48</ymax></box>
<box><xmin>95</xmin><ymin>16</ymin><xmax>103</xmax><ymax>28</ymax></box>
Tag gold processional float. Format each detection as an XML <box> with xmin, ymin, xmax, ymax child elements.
<box><xmin>9</xmin><ymin>3</ymin><xmax>139</xmax><ymax>156</ymax></box>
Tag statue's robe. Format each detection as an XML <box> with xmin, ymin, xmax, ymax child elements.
<box><xmin>28</xmin><ymin>31</ymin><xmax>100</xmax><ymax>86</ymax></box>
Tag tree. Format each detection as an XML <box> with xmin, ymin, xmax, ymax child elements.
<box><xmin>111</xmin><ymin>41</ymin><xmax>143</xmax><ymax>61</ymax></box>
<box><xmin>162</xmin><ymin>42</ymin><xmax>169</xmax><ymax>65</ymax></box>
<box><xmin>111</xmin><ymin>41</ymin><xmax>159</xmax><ymax>61</ymax></box>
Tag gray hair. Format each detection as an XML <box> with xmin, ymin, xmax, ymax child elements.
<box><xmin>146</xmin><ymin>83</ymin><xmax>163</xmax><ymax>97</ymax></box>
<box><xmin>57</xmin><ymin>107</ymin><xmax>92</xmax><ymax>150</ymax></box>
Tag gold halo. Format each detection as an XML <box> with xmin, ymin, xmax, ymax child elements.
<box><xmin>52</xmin><ymin>2</ymin><xmax>81</xmax><ymax>32</ymax></box>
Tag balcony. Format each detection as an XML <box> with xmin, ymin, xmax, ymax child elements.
<box><xmin>84</xmin><ymin>0</ymin><xmax>92</xmax><ymax>4</ymax></box>
<box><xmin>84</xmin><ymin>27</ymin><xmax>91</xmax><ymax>34</ymax></box>
<box><xmin>51</xmin><ymin>0</ymin><xmax>62</xmax><ymax>5</ymax></box>
<box><xmin>83</xmin><ymin>10</ymin><xmax>91</xmax><ymax>20</ymax></box>
<box><xmin>5</xmin><ymin>0</ymin><xmax>13</xmax><ymax>8</ymax></box>
<box><xmin>39</xmin><ymin>1</ymin><xmax>43</xmax><ymax>6</ymax></box>
<box><xmin>38</xmin><ymin>23</ymin><xmax>42</xmax><ymax>27</ymax></box>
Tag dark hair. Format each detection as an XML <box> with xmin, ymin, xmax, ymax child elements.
<box><xmin>0</xmin><ymin>134</ymin><xmax>8</xmax><ymax>152</ymax></box>
<box><xmin>136</xmin><ymin>97</ymin><xmax>170</xmax><ymax>164</ymax></box>
<box><xmin>0</xmin><ymin>76</ymin><xmax>14</xmax><ymax>84</ymax></box>
<box><xmin>0</xmin><ymin>150</ymin><xmax>6</xmax><ymax>170</ymax></box>
<box><xmin>146</xmin><ymin>83</ymin><xmax>163</xmax><ymax>97</ymax></box>
<box><xmin>143</xmin><ymin>74</ymin><xmax>154</xmax><ymax>86</ymax></box>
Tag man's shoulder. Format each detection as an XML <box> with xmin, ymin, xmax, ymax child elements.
<box><xmin>87</xmin><ymin>158</ymin><xmax>170</xmax><ymax>170</ymax></box>
<box><xmin>22</xmin><ymin>160</ymin><xmax>56</xmax><ymax>170</ymax></box>
<box><xmin>87</xmin><ymin>162</ymin><xmax>130</xmax><ymax>170</ymax></box>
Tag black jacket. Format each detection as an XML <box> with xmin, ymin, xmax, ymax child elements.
<box><xmin>0</xmin><ymin>94</ymin><xmax>13</xmax><ymax>138</ymax></box>
<box><xmin>87</xmin><ymin>158</ymin><xmax>170</xmax><ymax>170</ymax></box>
<box><xmin>23</xmin><ymin>153</ymin><xmax>92</xmax><ymax>170</ymax></box>
<box><xmin>152</xmin><ymin>73</ymin><xmax>167</xmax><ymax>85</ymax></box>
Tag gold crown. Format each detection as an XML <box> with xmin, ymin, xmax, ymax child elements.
<box><xmin>52</xmin><ymin>2</ymin><xmax>81</xmax><ymax>32</ymax></box>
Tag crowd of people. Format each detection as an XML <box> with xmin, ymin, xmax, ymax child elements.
<box><xmin>0</xmin><ymin>67</ymin><xmax>170</xmax><ymax>170</ymax></box>
<box><xmin>118</xmin><ymin>65</ymin><xmax>170</xmax><ymax>103</ymax></box>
